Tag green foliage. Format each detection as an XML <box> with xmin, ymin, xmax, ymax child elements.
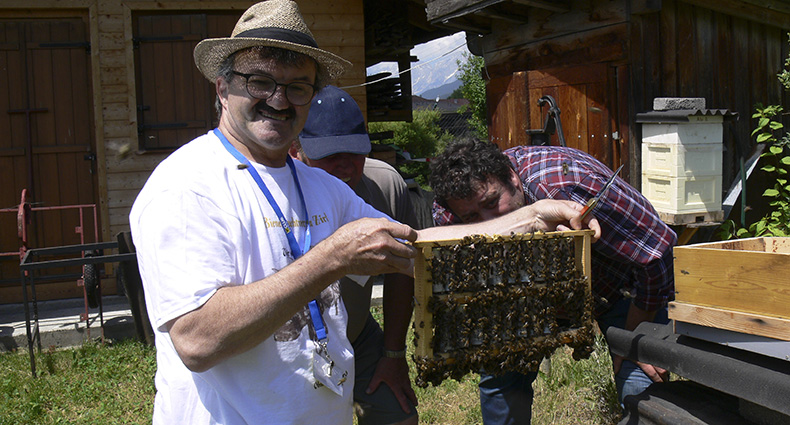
<box><xmin>447</xmin><ymin>86</ymin><xmax>464</xmax><ymax>99</ymax></box>
<box><xmin>717</xmin><ymin>34</ymin><xmax>790</xmax><ymax>240</ymax></box>
<box><xmin>778</xmin><ymin>33</ymin><xmax>790</xmax><ymax>91</ymax></box>
<box><xmin>456</xmin><ymin>52</ymin><xmax>488</xmax><ymax>140</ymax></box>
<box><xmin>368</xmin><ymin>108</ymin><xmax>452</xmax><ymax>188</ymax></box>
<box><xmin>717</xmin><ymin>104</ymin><xmax>790</xmax><ymax>239</ymax></box>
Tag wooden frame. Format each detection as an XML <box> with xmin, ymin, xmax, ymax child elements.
<box><xmin>673</xmin><ymin>237</ymin><xmax>790</xmax><ymax>320</ymax></box>
<box><xmin>411</xmin><ymin>229</ymin><xmax>593</xmax><ymax>386</ymax></box>
<box><xmin>671</xmin><ymin>237</ymin><xmax>790</xmax><ymax>345</ymax></box>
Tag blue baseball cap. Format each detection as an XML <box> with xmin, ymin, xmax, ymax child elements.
<box><xmin>299</xmin><ymin>85</ymin><xmax>371</xmax><ymax>160</ymax></box>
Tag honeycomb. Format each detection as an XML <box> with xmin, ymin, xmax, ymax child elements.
<box><xmin>412</xmin><ymin>230</ymin><xmax>595</xmax><ymax>387</ymax></box>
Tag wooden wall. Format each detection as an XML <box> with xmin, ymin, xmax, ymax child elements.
<box><xmin>476</xmin><ymin>0</ymin><xmax>789</xmax><ymax>198</ymax></box>
<box><xmin>630</xmin><ymin>0</ymin><xmax>790</xmax><ymax>195</ymax></box>
<box><xmin>0</xmin><ymin>0</ymin><xmax>367</xmax><ymax>244</ymax></box>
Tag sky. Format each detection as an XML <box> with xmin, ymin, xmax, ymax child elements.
<box><xmin>366</xmin><ymin>32</ymin><xmax>469</xmax><ymax>94</ymax></box>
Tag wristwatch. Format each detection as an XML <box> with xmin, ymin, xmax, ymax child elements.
<box><xmin>382</xmin><ymin>348</ymin><xmax>406</xmax><ymax>359</ymax></box>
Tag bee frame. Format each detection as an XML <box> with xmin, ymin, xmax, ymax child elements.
<box><xmin>412</xmin><ymin>230</ymin><xmax>594</xmax><ymax>387</ymax></box>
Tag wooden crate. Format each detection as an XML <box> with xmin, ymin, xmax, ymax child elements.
<box><xmin>671</xmin><ymin>237</ymin><xmax>790</xmax><ymax>341</ymax></box>
<box><xmin>412</xmin><ymin>230</ymin><xmax>594</xmax><ymax>387</ymax></box>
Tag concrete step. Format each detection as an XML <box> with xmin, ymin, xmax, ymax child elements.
<box><xmin>1</xmin><ymin>284</ymin><xmax>385</xmax><ymax>353</ymax></box>
<box><xmin>0</xmin><ymin>295</ymin><xmax>136</xmax><ymax>353</ymax></box>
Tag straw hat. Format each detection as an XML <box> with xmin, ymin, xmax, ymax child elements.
<box><xmin>193</xmin><ymin>0</ymin><xmax>351</xmax><ymax>82</ymax></box>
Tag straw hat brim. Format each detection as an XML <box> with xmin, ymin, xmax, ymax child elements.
<box><xmin>194</xmin><ymin>37</ymin><xmax>352</xmax><ymax>82</ymax></box>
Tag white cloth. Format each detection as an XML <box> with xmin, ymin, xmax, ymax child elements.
<box><xmin>130</xmin><ymin>131</ymin><xmax>388</xmax><ymax>424</ymax></box>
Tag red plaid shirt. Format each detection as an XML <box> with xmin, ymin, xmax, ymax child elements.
<box><xmin>433</xmin><ymin>145</ymin><xmax>676</xmax><ymax>314</ymax></box>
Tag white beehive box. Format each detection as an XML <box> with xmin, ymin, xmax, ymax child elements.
<box><xmin>641</xmin><ymin>174</ymin><xmax>722</xmax><ymax>219</ymax></box>
<box><xmin>637</xmin><ymin>103</ymin><xmax>729</xmax><ymax>224</ymax></box>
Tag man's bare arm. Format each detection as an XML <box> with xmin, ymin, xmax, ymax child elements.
<box><xmin>417</xmin><ymin>199</ymin><xmax>601</xmax><ymax>242</ymax></box>
<box><xmin>169</xmin><ymin>218</ymin><xmax>417</xmax><ymax>372</ymax></box>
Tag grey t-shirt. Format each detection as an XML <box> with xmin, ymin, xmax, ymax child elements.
<box><xmin>341</xmin><ymin>158</ymin><xmax>419</xmax><ymax>342</ymax></box>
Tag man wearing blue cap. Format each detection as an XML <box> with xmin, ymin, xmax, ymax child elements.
<box><xmin>291</xmin><ymin>85</ymin><xmax>419</xmax><ymax>425</ymax></box>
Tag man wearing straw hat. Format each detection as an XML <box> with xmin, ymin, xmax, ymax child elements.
<box><xmin>130</xmin><ymin>1</ymin><xmax>601</xmax><ymax>423</ymax></box>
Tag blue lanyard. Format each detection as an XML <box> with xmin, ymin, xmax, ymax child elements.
<box><xmin>214</xmin><ymin>129</ymin><xmax>326</xmax><ymax>341</ymax></box>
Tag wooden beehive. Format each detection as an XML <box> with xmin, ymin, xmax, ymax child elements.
<box><xmin>670</xmin><ymin>237</ymin><xmax>790</xmax><ymax>342</ymax></box>
<box><xmin>412</xmin><ymin>230</ymin><xmax>594</xmax><ymax>387</ymax></box>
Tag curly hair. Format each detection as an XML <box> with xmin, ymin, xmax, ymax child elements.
<box><xmin>429</xmin><ymin>136</ymin><xmax>517</xmax><ymax>210</ymax></box>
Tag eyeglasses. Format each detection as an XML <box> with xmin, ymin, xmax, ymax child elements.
<box><xmin>231</xmin><ymin>71</ymin><xmax>317</xmax><ymax>106</ymax></box>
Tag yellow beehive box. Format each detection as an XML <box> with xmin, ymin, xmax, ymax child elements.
<box><xmin>670</xmin><ymin>237</ymin><xmax>790</xmax><ymax>341</ymax></box>
<box><xmin>411</xmin><ymin>230</ymin><xmax>594</xmax><ymax>387</ymax></box>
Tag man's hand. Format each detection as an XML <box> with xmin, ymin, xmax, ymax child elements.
<box><xmin>367</xmin><ymin>356</ymin><xmax>418</xmax><ymax>413</ymax></box>
<box><xmin>613</xmin><ymin>302</ymin><xmax>668</xmax><ymax>383</ymax></box>
<box><xmin>528</xmin><ymin>199</ymin><xmax>602</xmax><ymax>240</ymax></box>
<box><xmin>327</xmin><ymin>218</ymin><xmax>418</xmax><ymax>277</ymax></box>
<box><xmin>613</xmin><ymin>354</ymin><xmax>669</xmax><ymax>383</ymax></box>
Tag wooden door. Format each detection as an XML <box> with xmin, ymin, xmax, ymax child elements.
<box><xmin>0</xmin><ymin>18</ymin><xmax>98</xmax><ymax>302</ymax></box>
<box><xmin>488</xmin><ymin>63</ymin><xmax>625</xmax><ymax>172</ymax></box>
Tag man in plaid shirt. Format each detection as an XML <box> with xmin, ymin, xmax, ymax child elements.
<box><xmin>430</xmin><ymin>137</ymin><xmax>677</xmax><ymax>425</ymax></box>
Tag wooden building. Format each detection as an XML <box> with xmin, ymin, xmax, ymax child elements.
<box><xmin>0</xmin><ymin>0</ymin><xmax>448</xmax><ymax>302</ymax></box>
<box><xmin>425</xmin><ymin>0</ymin><xmax>790</xmax><ymax>190</ymax></box>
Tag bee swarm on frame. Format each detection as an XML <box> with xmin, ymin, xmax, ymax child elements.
<box><xmin>413</xmin><ymin>232</ymin><xmax>594</xmax><ymax>388</ymax></box>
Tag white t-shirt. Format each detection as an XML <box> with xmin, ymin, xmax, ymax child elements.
<box><xmin>130</xmin><ymin>131</ymin><xmax>389</xmax><ymax>424</ymax></box>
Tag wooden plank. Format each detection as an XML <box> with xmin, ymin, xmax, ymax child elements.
<box><xmin>681</xmin><ymin>0</ymin><xmax>790</xmax><ymax>29</ymax></box>
<box><xmin>485</xmin><ymin>23</ymin><xmax>628</xmax><ymax>79</ymax></box>
<box><xmin>485</xmin><ymin>0</ymin><xmax>626</xmax><ymax>51</ymax></box>
<box><xmin>413</xmin><ymin>245</ymin><xmax>434</xmax><ymax>358</ymax></box>
<box><xmin>487</xmin><ymin>72</ymin><xmax>528</xmax><ymax>149</ymax></box>
<box><xmin>558</xmin><ymin>83</ymin><xmax>588</xmax><ymax>151</ymax></box>
<box><xmin>106</xmin><ymin>171</ymin><xmax>150</xmax><ymax>191</ymax></box>
<box><xmin>659</xmin><ymin>0</ymin><xmax>677</xmax><ymax>96</ymax></box>
<box><xmin>712</xmin><ymin>11</ymin><xmax>732</xmax><ymax>117</ymax></box>
<box><xmin>585</xmin><ymin>79</ymin><xmax>610</xmax><ymax>167</ymax></box>
<box><xmin>658</xmin><ymin>210</ymin><xmax>723</xmax><ymax>225</ymax></box>
<box><xmin>694</xmin><ymin>5</ymin><xmax>714</xmax><ymax>103</ymax></box>
<box><xmin>108</xmin><ymin>188</ymin><xmax>141</xmax><ymax>209</ymax></box>
<box><xmin>674</xmin><ymin>239</ymin><xmax>790</xmax><ymax>319</ymax></box>
<box><xmin>669</xmin><ymin>301</ymin><xmax>790</xmax><ymax>341</ymax></box>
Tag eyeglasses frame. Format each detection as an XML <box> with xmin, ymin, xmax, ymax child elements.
<box><xmin>231</xmin><ymin>71</ymin><xmax>318</xmax><ymax>106</ymax></box>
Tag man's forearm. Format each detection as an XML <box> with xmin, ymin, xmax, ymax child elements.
<box><xmin>382</xmin><ymin>273</ymin><xmax>414</xmax><ymax>351</ymax></box>
<box><xmin>168</xmin><ymin>239</ymin><xmax>349</xmax><ymax>372</ymax></box>
<box><xmin>167</xmin><ymin>217</ymin><xmax>418</xmax><ymax>372</ymax></box>
<box><xmin>418</xmin><ymin>199</ymin><xmax>599</xmax><ymax>242</ymax></box>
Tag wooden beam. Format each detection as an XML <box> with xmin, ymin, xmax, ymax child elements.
<box><xmin>475</xmin><ymin>8</ymin><xmax>528</xmax><ymax>24</ymax></box>
<box><xmin>669</xmin><ymin>301</ymin><xmax>790</xmax><ymax>342</ymax></box>
<box><xmin>511</xmin><ymin>0</ymin><xmax>569</xmax><ymax>13</ymax></box>
<box><xmin>432</xmin><ymin>18</ymin><xmax>492</xmax><ymax>34</ymax></box>
<box><xmin>427</xmin><ymin>0</ymin><xmax>505</xmax><ymax>22</ymax></box>
<box><xmin>681</xmin><ymin>0</ymin><xmax>790</xmax><ymax>29</ymax></box>
<box><xmin>631</xmin><ymin>0</ymin><xmax>663</xmax><ymax>14</ymax></box>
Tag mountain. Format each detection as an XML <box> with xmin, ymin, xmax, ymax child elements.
<box><xmin>367</xmin><ymin>32</ymin><xmax>469</xmax><ymax>99</ymax></box>
<box><xmin>420</xmin><ymin>80</ymin><xmax>463</xmax><ymax>100</ymax></box>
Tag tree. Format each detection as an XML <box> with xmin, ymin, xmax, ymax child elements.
<box><xmin>456</xmin><ymin>52</ymin><xmax>488</xmax><ymax>140</ymax></box>
<box><xmin>368</xmin><ymin>108</ymin><xmax>452</xmax><ymax>188</ymax></box>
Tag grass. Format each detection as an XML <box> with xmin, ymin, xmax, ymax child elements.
<box><xmin>0</xmin><ymin>341</ymin><xmax>156</xmax><ymax>425</ymax></box>
<box><xmin>0</xmin><ymin>308</ymin><xmax>620</xmax><ymax>424</ymax></box>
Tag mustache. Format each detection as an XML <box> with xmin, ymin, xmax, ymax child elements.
<box><xmin>255</xmin><ymin>101</ymin><xmax>295</xmax><ymax>119</ymax></box>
